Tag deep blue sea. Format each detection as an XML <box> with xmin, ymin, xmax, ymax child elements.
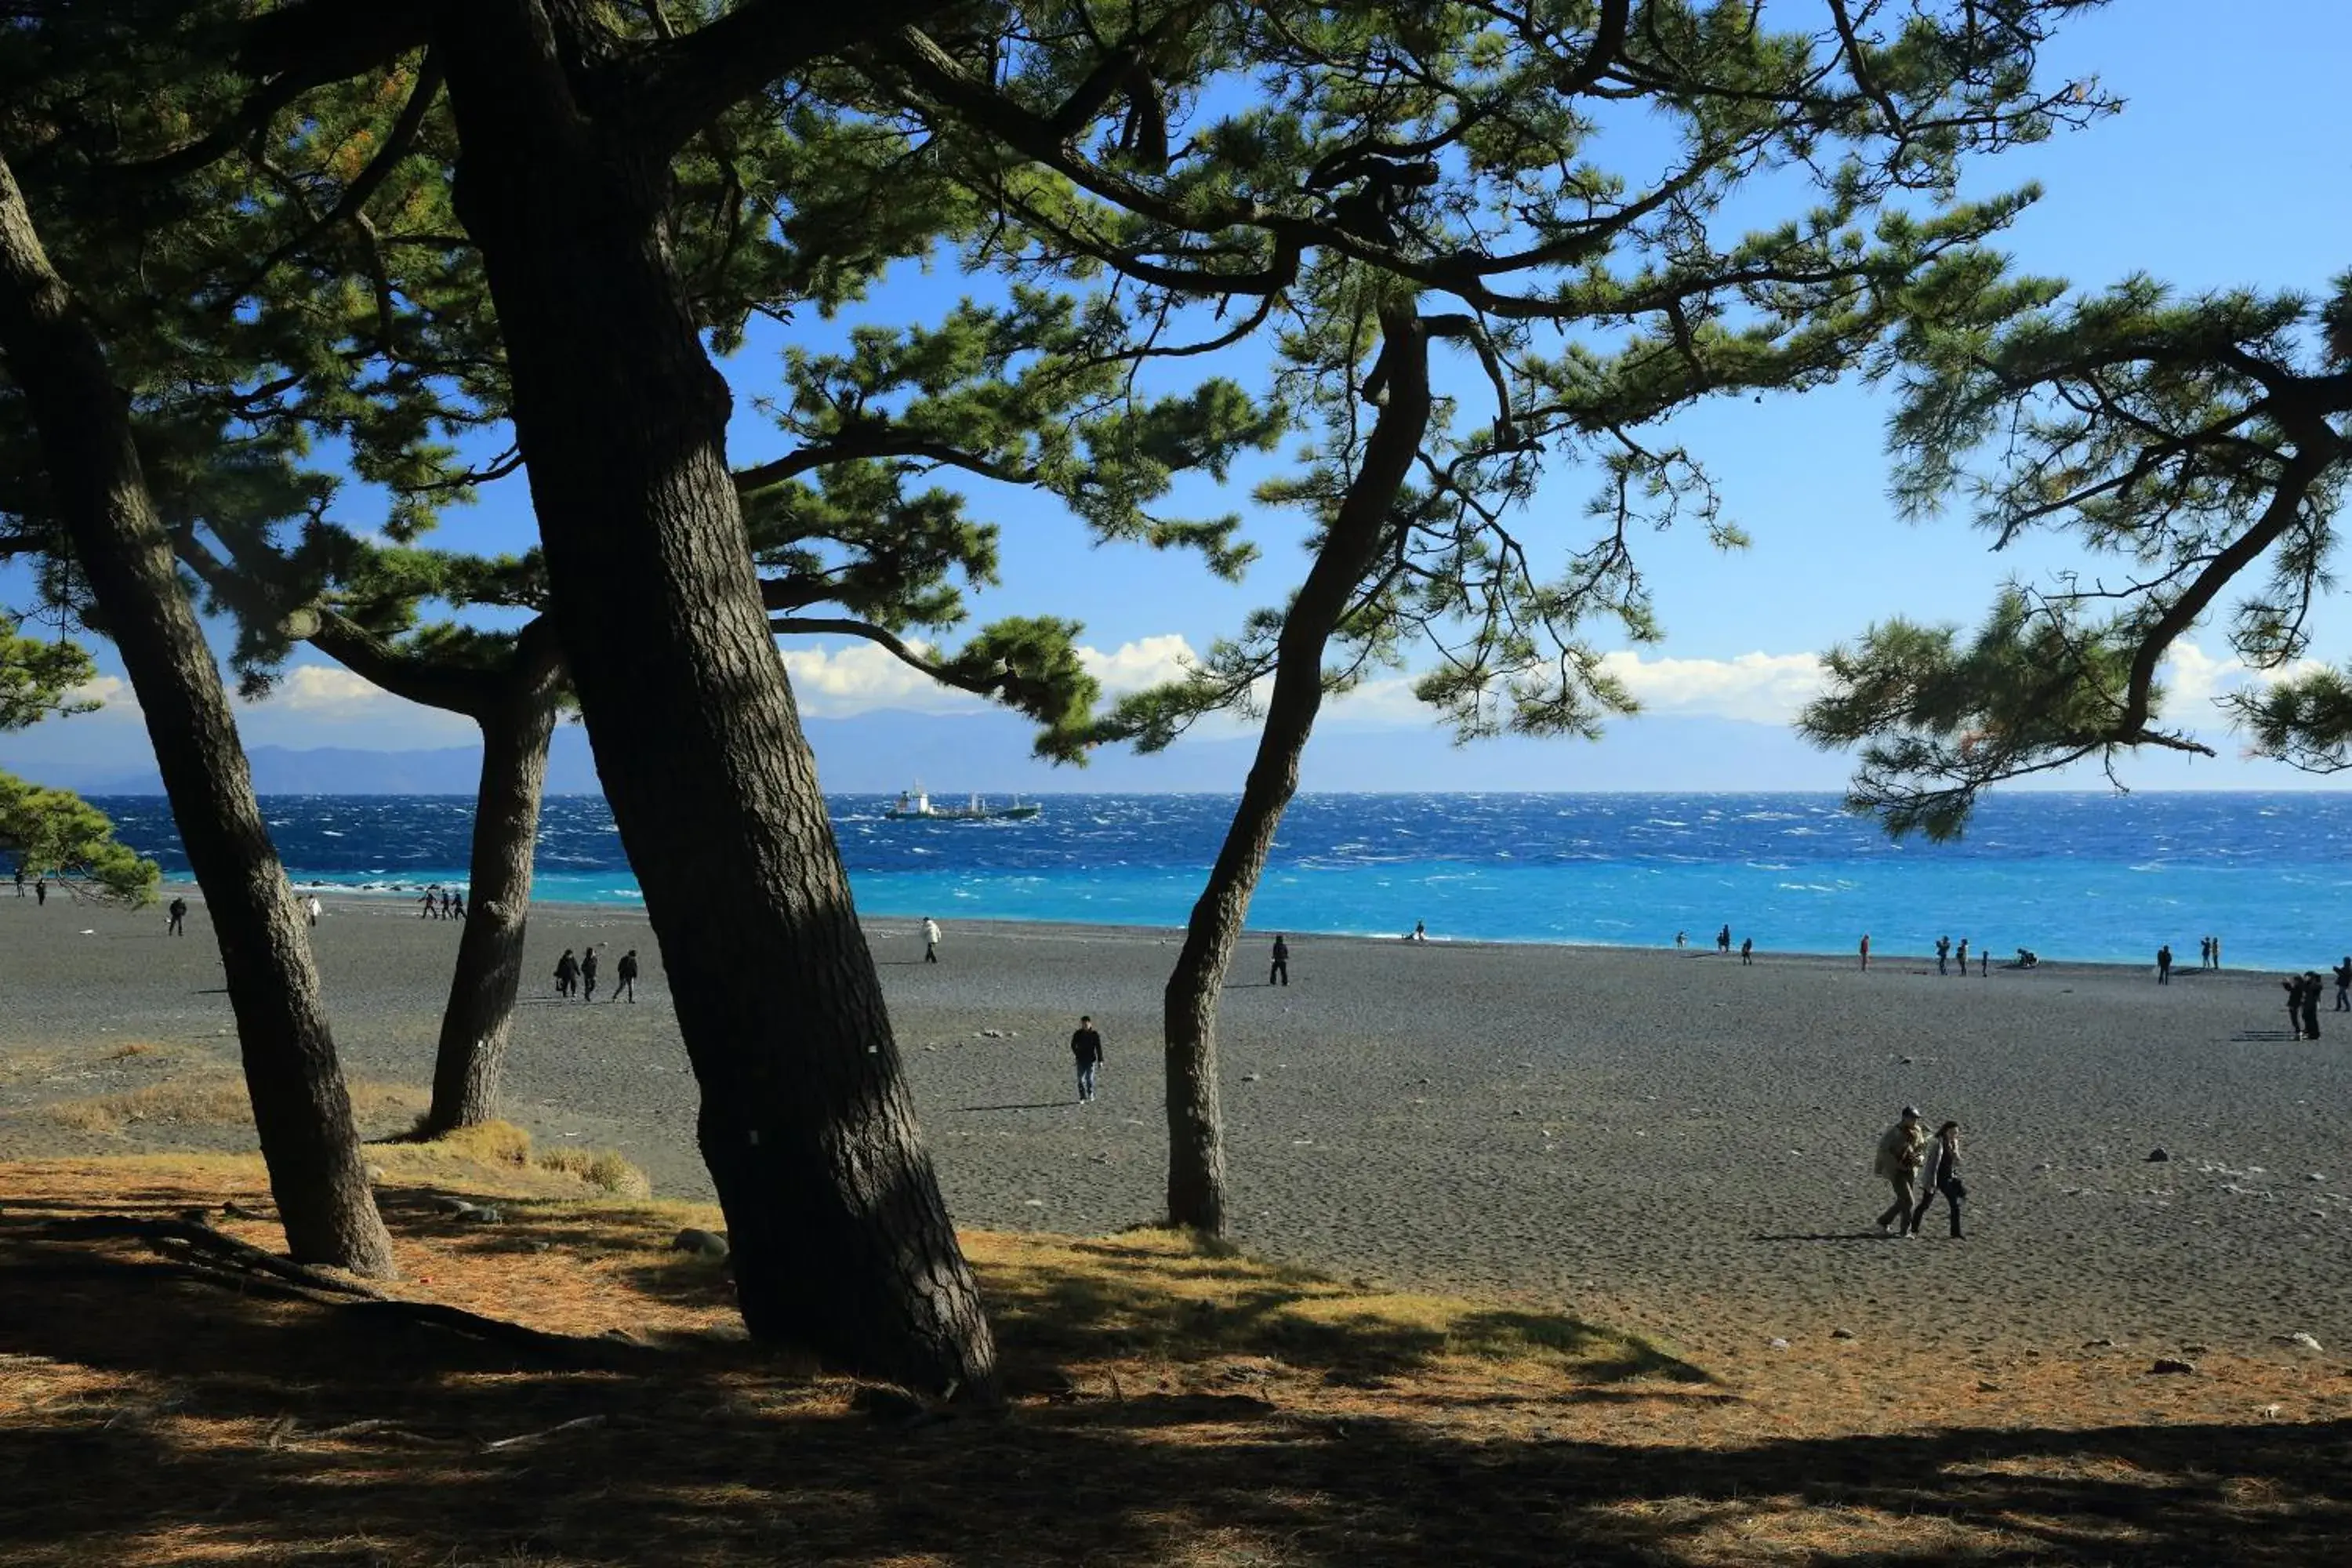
<box><xmin>88</xmin><ymin>792</ymin><xmax>2352</xmax><ymax>970</ymax></box>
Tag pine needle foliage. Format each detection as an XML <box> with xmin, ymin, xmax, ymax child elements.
<box><xmin>1801</xmin><ymin>268</ymin><xmax>2352</xmax><ymax>838</ymax></box>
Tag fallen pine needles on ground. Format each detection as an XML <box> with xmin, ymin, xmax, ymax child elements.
<box><xmin>0</xmin><ymin>1152</ymin><xmax>2347</xmax><ymax>1566</ymax></box>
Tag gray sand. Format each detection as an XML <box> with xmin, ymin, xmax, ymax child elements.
<box><xmin>4</xmin><ymin>888</ymin><xmax>2347</xmax><ymax>1358</ymax></box>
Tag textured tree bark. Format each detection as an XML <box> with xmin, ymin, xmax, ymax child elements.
<box><xmin>418</xmin><ymin>658</ymin><xmax>559</xmax><ymax>1134</ymax></box>
<box><xmin>430</xmin><ymin>5</ymin><xmax>994</xmax><ymax>1392</ymax></box>
<box><xmin>1163</xmin><ymin>311</ymin><xmax>1434</xmax><ymax>1236</ymax></box>
<box><xmin>0</xmin><ymin>154</ymin><xmax>395</xmax><ymax>1276</ymax></box>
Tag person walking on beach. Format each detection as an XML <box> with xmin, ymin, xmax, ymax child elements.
<box><xmin>922</xmin><ymin>916</ymin><xmax>941</xmax><ymax>964</ymax></box>
<box><xmin>1070</xmin><ymin>1014</ymin><xmax>1104</xmax><ymax>1104</ymax></box>
<box><xmin>2285</xmin><ymin>973</ymin><xmax>2312</xmax><ymax>1039</ymax></box>
<box><xmin>2335</xmin><ymin>957</ymin><xmax>2351</xmax><ymax>1013</ymax></box>
<box><xmin>613</xmin><ymin>949</ymin><xmax>639</xmax><ymax>1003</ymax></box>
<box><xmin>1675</xmin><ymin>930</ymin><xmax>1686</xmax><ymax>949</ymax></box>
<box><xmin>419</xmin><ymin>888</ymin><xmax>437</xmax><ymax>920</ymax></box>
<box><xmin>450</xmin><ymin>890</ymin><xmax>465</xmax><ymax>920</ymax></box>
<box><xmin>165</xmin><ymin>896</ymin><xmax>187</xmax><ymax>936</ymax></box>
<box><xmin>1936</xmin><ymin>935</ymin><xmax>1951</xmax><ymax>975</ymax></box>
<box><xmin>306</xmin><ymin>895</ymin><xmax>322</xmax><ymax>927</ymax></box>
<box><xmin>1717</xmin><ymin>924</ymin><xmax>1731</xmax><ymax>954</ymax></box>
<box><xmin>12</xmin><ymin>866</ymin><xmax>22</xmax><ymax>896</ymax></box>
<box><xmin>1910</xmin><ymin>1121</ymin><xmax>1966</xmax><ymax>1238</ymax></box>
<box><xmin>2156</xmin><ymin>943</ymin><xmax>2172</xmax><ymax>985</ymax></box>
<box><xmin>1740</xmin><ymin>936</ymin><xmax>1754</xmax><ymax>965</ymax></box>
<box><xmin>554</xmin><ymin>948</ymin><xmax>579</xmax><ymax>999</ymax></box>
<box><xmin>1979</xmin><ymin>948</ymin><xmax>1989</xmax><ymax>977</ymax></box>
<box><xmin>581</xmin><ymin>946</ymin><xmax>601</xmax><ymax>1004</ymax></box>
<box><xmin>2210</xmin><ymin>935</ymin><xmax>2223</xmax><ymax>970</ymax></box>
<box><xmin>34</xmin><ymin>875</ymin><xmax>45</xmax><ymax>906</ymax></box>
<box><xmin>2301</xmin><ymin>971</ymin><xmax>2323</xmax><ymax>1041</ymax></box>
<box><xmin>1874</xmin><ymin>1105</ymin><xmax>1929</xmax><ymax>1235</ymax></box>
<box><xmin>1859</xmin><ymin>933</ymin><xmax>1871</xmax><ymax>971</ymax></box>
<box><xmin>1955</xmin><ymin>937</ymin><xmax>1969</xmax><ymax>975</ymax></box>
<box><xmin>1269</xmin><ymin>934</ymin><xmax>1290</xmax><ymax>986</ymax></box>
<box><xmin>1413</xmin><ymin>920</ymin><xmax>1428</xmax><ymax>943</ymax></box>
<box><xmin>2198</xmin><ymin>936</ymin><xmax>2212</xmax><ymax>970</ymax></box>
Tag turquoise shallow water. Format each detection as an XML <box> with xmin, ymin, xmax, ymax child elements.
<box><xmin>89</xmin><ymin>791</ymin><xmax>2352</xmax><ymax>971</ymax></box>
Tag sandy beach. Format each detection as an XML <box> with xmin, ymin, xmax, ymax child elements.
<box><xmin>4</xmin><ymin>886</ymin><xmax>2347</xmax><ymax>1364</ymax></box>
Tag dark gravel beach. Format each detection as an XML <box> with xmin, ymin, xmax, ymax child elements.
<box><xmin>5</xmin><ymin>888</ymin><xmax>2347</xmax><ymax>1361</ymax></box>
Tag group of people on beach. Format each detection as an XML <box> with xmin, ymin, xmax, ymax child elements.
<box><xmin>419</xmin><ymin>887</ymin><xmax>466</xmax><ymax>920</ymax></box>
<box><xmin>2281</xmin><ymin>969</ymin><xmax>2332</xmax><ymax>1040</ymax></box>
<box><xmin>2154</xmin><ymin>936</ymin><xmax>2228</xmax><ymax>982</ymax></box>
<box><xmin>553</xmin><ymin>945</ymin><xmax>639</xmax><ymax>1003</ymax></box>
<box><xmin>1933</xmin><ymin>935</ymin><xmax>1991</xmax><ymax>976</ymax></box>
<box><xmin>1873</xmin><ymin>1105</ymin><xmax>1965</xmax><ymax>1238</ymax></box>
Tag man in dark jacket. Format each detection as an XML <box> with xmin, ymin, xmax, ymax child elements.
<box><xmin>554</xmin><ymin>948</ymin><xmax>579</xmax><ymax>998</ymax></box>
<box><xmin>166</xmin><ymin>896</ymin><xmax>187</xmax><ymax>936</ymax></box>
<box><xmin>1269</xmin><ymin>934</ymin><xmax>1290</xmax><ymax>986</ymax></box>
<box><xmin>1070</xmin><ymin>1015</ymin><xmax>1104</xmax><ymax>1104</ymax></box>
<box><xmin>580</xmin><ymin>946</ymin><xmax>600</xmax><ymax>1003</ymax></box>
<box><xmin>613</xmin><ymin>949</ymin><xmax>640</xmax><ymax>1003</ymax></box>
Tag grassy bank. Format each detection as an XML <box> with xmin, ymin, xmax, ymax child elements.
<box><xmin>2</xmin><ymin>1148</ymin><xmax>2347</xmax><ymax>1565</ymax></box>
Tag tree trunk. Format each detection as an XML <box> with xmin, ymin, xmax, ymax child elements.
<box><xmin>1163</xmin><ymin>311</ymin><xmax>1434</xmax><ymax>1236</ymax></box>
<box><xmin>431</xmin><ymin>7</ymin><xmax>993</xmax><ymax>1392</ymax></box>
<box><xmin>418</xmin><ymin>657</ymin><xmax>560</xmax><ymax>1135</ymax></box>
<box><xmin>0</xmin><ymin>154</ymin><xmax>395</xmax><ymax>1276</ymax></box>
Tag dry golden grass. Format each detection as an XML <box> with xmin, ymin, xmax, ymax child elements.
<box><xmin>99</xmin><ymin>1040</ymin><xmax>161</xmax><ymax>1062</ymax></box>
<box><xmin>45</xmin><ymin>1075</ymin><xmax>425</xmax><ymax>1135</ymax></box>
<box><xmin>2</xmin><ymin>1152</ymin><xmax>2347</xmax><ymax>1567</ymax></box>
<box><xmin>380</xmin><ymin>1119</ymin><xmax>653</xmax><ymax>1199</ymax></box>
<box><xmin>529</xmin><ymin>1145</ymin><xmax>654</xmax><ymax>1198</ymax></box>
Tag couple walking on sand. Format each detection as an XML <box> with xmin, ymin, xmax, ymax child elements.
<box><xmin>1874</xmin><ymin>1106</ymin><xmax>1965</xmax><ymax>1237</ymax></box>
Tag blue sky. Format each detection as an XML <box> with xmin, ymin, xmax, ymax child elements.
<box><xmin>11</xmin><ymin>0</ymin><xmax>2352</xmax><ymax>790</ymax></box>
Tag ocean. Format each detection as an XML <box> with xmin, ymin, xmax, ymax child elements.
<box><xmin>87</xmin><ymin>792</ymin><xmax>2352</xmax><ymax>971</ymax></box>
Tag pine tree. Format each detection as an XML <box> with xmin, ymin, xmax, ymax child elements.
<box><xmin>0</xmin><ymin>151</ymin><xmax>397</xmax><ymax>1276</ymax></box>
<box><xmin>877</xmin><ymin>0</ymin><xmax>2109</xmax><ymax>1231</ymax></box>
<box><xmin>1799</xmin><ymin>270</ymin><xmax>2352</xmax><ymax>837</ymax></box>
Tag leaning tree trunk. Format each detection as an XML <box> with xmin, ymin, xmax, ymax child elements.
<box><xmin>433</xmin><ymin>8</ymin><xmax>993</xmax><ymax>1392</ymax></box>
<box><xmin>0</xmin><ymin>154</ymin><xmax>395</xmax><ymax>1276</ymax></box>
<box><xmin>1163</xmin><ymin>310</ymin><xmax>1435</xmax><ymax>1236</ymax></box>
<box><xmin>419</xmin><ymin>659</ymin><xmax>560</xmax><ymax>1134</ymax></box>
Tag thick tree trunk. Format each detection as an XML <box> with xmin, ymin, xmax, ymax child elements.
<box><xmin>1163</xmin><ymin>312</ymin><xmax>1434</xmax><ymax>1235</ymax></box>
<box><xmin>0</xmin><ymin>154</ymin><xmax>395</xmax><ymax>1276</ymax></box>
<box><xmin>432</xmin><ymin>7</ymin><xmax>993</xmax><ymax>1392</ymax></box>
<box><xmin>418</xmin><ymin>661</ymin><xmax>559</xmax><ymax>1135</ymax></box>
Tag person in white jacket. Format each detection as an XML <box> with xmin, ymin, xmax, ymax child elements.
<box><xmin>1873</xmin><ymin>1105</ymin><xmax>1929</xmax><ymax>1236</ymax></box>
<box><xmin>922</xmin><ymin>916</ymin><xmax>941</xmax><ymax>964</ymax></box>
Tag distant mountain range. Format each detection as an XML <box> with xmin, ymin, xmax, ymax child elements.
<box><xmin>28</xmin><ymin>708</ymin><xmax>1872</xmax><ymax>795</ymax></box>
<box><xmin>24</xmin><ymin>706</ymin><xmax>2285</xmax><ymax>797</ymax></box>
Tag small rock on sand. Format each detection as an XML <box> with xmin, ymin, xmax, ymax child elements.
<box><xmin>2276</xmin><ymin>1331</ymin><xmax>2324</xmax><ymax>1352</ymax></box>
<box><xmin>2150</xmin><ymin>1357</ymin><xmax>2197</xmax><ymax>1374</ymax></box>
<box><xmin>2147</xmin><ymin>1149</ymin><xmax>2169</xmax><ymax>1162</ymax></box>
<box><xmin>670</xmin><ymin>1228</ymin><xmax>729</xmax><ymax>1260</ymax></box>
<box><xmin>1831</xmin><ymin>1327</ymin><xmax>1856</xmax><ymax>1341</ymax></box>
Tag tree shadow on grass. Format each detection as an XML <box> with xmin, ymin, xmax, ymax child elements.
<box><xmin>5</xmin><ymin>1195</ymin><xmax>2350</xmax><ymax>1566</ymax></box>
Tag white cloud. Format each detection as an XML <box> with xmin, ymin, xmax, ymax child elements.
<box><xmin>63</xmin><ymin>675</ymin><xmax>138</xmax><ymax>717</ymax></box>
<box><xmin>779</xmin><ymin>633</ymin><xmax>1207</xmax><ymax>717</ymax></box>
<box><xmin>234</xmin><ymin>663</ymin><xmax>476</xmax><ymax>746</ymax></box>
<box><xmin>780</xmin><ymin>639</ymin><xmax>975</xmax><ymax>717</ymax></box>
<box><xmin>1079</xmin><ymin>634</ymin><xmax>1199</xmax><ymax>695</ymax></box>
<box><xmin>2161</xmin><ymin>641</ymin><xmax>2328</xmax><ymax>713</ymax></box>
<box><xmin>269</xmin><ymin>665</ymin><xmax>393</xmax><ymax>715</ymax></box>
<box><xmin>1596</xmin><ymin>649</ymin><xmax>1828</xmax><ymax>724</ymax></box>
